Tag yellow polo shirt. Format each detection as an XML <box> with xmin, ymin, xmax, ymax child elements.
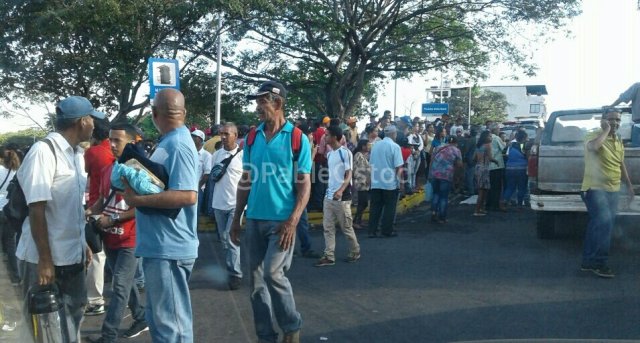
<box><xmin>581</xmin><ymin>130</ymin><xmax>624</xmax><ymax>192</ymax></box>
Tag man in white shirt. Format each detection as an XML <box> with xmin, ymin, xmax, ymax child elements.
<box><xmin>210</xmin><ymin>123</ymin><xmax>244</xmax><ymax>290</ymax></box>
<box><xmin>315</xmin><ymin>126</ymin><xmax>361</xmax><ymax>267</ymax></box>
<box><xmin>191</xmin><ymin>129</ymin><xmax>213</xmax><ymax>214</ymax></box>
<box><xmin>17</xmin><ymin>96</ymin><xmax>105</xmax><ymax>342</ymax></box>
<box><xmin>368</xmin><ymin>125</ymin><xmax>404</xmax><ymax>238</ymax></box>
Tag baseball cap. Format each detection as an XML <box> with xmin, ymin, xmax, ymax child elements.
<box><xmin>191</xmin><ymin>129</ymin><xmax>205</xmax><ymax>142</ymax></box>
<box><xmin>384</xmin><ymin>125</ymin><xmax>397</xmax><ymax>134</ymax></box>
<box><xmin>56</xmin><ymin>96</ymin><xmax>105</xmax><ymax>120</ymax></box>
<box><xmin>246</xmin><ymin>81</ymin><xmax>287</xmax><ymax>100</ymax></box>
<box><xmin>322</xmin><ymin>116</ymin><xmax>330</xmax><ymax>124</ymax></box>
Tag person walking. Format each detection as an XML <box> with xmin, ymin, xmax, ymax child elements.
<box><xmin>473</xmin><ymin>131</ymin><xmax>498</xmax><ymax>216</ymax></box>
<box><xmin>368</xmin><ymin>125</ymin><xmax>404</xmax><ymax>238</ymax></box>
<box><xmin>315</xmin><ymin>126</ymin><xmax>361</xmax><ymax>267</ymax></box>
<box><xmin>580</xmin><ymin>107</ymin><xmax>634</xmax><ymax>278</ymax></box>
<box><xmin>428</xmin><ymin>136</ymin><xmax>463</xmax><ymax>224</ymax></box>
<box><xmin>17</xmin><ymin>96</ymin><xmax>105</xmax><ymax>342</ymax></box>
<box><xmin>85</xmin><ymin>123</ymin><xmax>148</xmax><ymax>343</ymax></box>
<box><xmin>120</xmin><ymin>89</ymin><xmax>199</xmax><ymax>342</ymax></box>
<box><xmin>210</xmin><ymin>123</ymin><xmax>244</xmax><ymax>290</ymax></box>
<box><xmin>230</xmin><ymin>81</ymin><xmax>311</xmax><ymax>343</ymax></box>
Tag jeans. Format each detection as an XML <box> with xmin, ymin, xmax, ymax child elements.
<box><xmin>135</xmin><ymin>257</ymin><xmax>145</xmax><ymax>289</ymax></box>
<box><xmin>581</xmin><ymin>189</ymin><xmax>619</xmax><ymax>267</ymax></box>
<box><xmin>368</xmin><ymin>189</ymin><xmax>399</xmax><ymax>236</ymax></box>
<box><xmin>143</xmin><ymin>258</ymin><xmax>195</xmax><ymax>343</ymax></box>
<box><xmin>103</xmin><ymin>248</ymin><xmax>146</xmax><ymax>342</ymax></box>
<box><xmin>1</xmin><ymin>217</ymin><xmax>20</xmax><ymax>281</ymax></box>
<box><xmin>245</xmin><ymin>219</ymin><xmax>302</xmax><ymax>342</ymax></box>
<box><xmin>213</xmin><ymin>208</ymin><xmax>242</xmax><ymax>278</ymax></box>
<box><xmin>465</xmin><ymin>164</ymin><xmax>476</xmax><ymax>195</ymax></box>
<box><xmin>503</xmin><ymin>168</ymin><xmax>528</xmax><ymax>205</ymax></box>
<box><xmin>86</xmin><ymin>250</ymin><xmax>106</xmax><ymax>306</ymax></box>
<box><xmin>431</xmin><ymin>179</ymin><xmax>451</xmax><ymax>220</ymax></box>
<box><xmin>296</xmin><ymin>209</ymin><xmax>312</xmax><ymax>254</ymax></box>
<box><xmin>322</xmin><ymin>198</ymin><xmax>360</xmax><ymax>260</ymax></box>
<box><xmin>22</xmin><ymin>262</ymin><xmax>86</xmax><ymax>343</ymax></box>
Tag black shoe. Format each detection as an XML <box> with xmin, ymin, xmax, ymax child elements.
<box><xmin>301</xmin><ymin>250</ymin><xmax>321</xmax><ymax>259</ymax></box>
<box><xmin>86</xmin><ymin>335</ymin><xmax>105</xmax><ymax>343</ymax></box>
<box><xmin>592</xmin><ymin>266</ymin><xmax>615</xmax><ymax>279</ymax></box>
<box><xmin>123</xmin><ymin>320</ymin><xmax>149</xmax><ymax>338</ymax></box>
<box><xmin>382</xmin><ymin>232</ymin><xmax>398</xmax><ymax>238</ymax></box>
<box><xmin>228</xmin><ymin>276</ymin><xmax>242</xmax><ymax>290</ymax></box>
<box><xmin>368</xmin><ymin>233</ymin><xmax>379</xmax><ymax>238</ymax></box>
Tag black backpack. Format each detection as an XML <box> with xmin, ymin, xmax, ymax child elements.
<box><xmin>3</xmin><ymin>139</ymin><xmax>56</xmax><ymax>223</ymax></box>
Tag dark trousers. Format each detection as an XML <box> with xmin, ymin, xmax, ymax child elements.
<box><xmin>1</xmin><ymin>217</ymin><xmax>20</xmax><ymax>281</ymax></box>
<box><xmin>354</xmin><ymin>191</ymin><xmax>369</xmax><ymax>224</ymax></box>
<box><xmin>310</xmin><ymin>162</ymin><xmax>328</xmax><ymax>210</ymax></box>
<box><xmin>487</xmin><ymin>168</ymin><xmax>504</xmax><ymax>210</ymax></box>
<box><xmin>296</xmin><ymin>208</ymin><xmax>312</xmax><ymax>254</ymax></box>
<box><xmin>368</xmin><ymin>189</ymin><xmax>399</xmax><ymax>236</ymax></box>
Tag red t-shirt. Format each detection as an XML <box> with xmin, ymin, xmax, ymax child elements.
<box><xmin>100</xmin><ymin>164</ymin><xmax>136</xmax><ymax>249</ymax></box>
<box><xmin>313</xmin><ymin>127</ymin><xmax>327</xmax><ymax>163</ymax></box>
<box><xmin>401</xmin><ymin>147</ymin><xmax>412</xmax><ymax>162</ymax></box>
<box><xmin>85</xmin><ymin>139</ymin><xmax>115</xmax><ymax>207</ymax></box>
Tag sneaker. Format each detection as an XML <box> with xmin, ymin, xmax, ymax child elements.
<box><xmin>580</xmin><ymin>264</ymin><xmax>596</xmax><ymax>272</ymax></box>
<box><xmin>314</xmin><ymin>256</ymin><xmax>335</xmax><ymax>267</ymax></box>
<box><xmin>592</xmin><ymin>266</ymin><xmax>615</xmax><ymax>279</ymax></box>
<box><xmin>123</xmin><ymin>320</ymin><xmax>149</xmax><ymax>338</ymax></box>
<box><xmin>85</xmin><ymin>335</ymin><xmax>105</xmax><ymax>343</ymax></box>
<box><xmin>84</xmin><ymin>304</ymin><xmax>105</xmax><ymax>316</ymax></box>
<box><xmin>228</xmin><ymin>276</ymin><xmax>242</xmax><ymax>290</ymax></box>
<box><xmin>345</xmin><ymin>252</ymin><xmax>361</xmax><ymax>263</ymax></box>
<box><xmin>282</xmin><ymin>330</ymin><xmax>300</xmax><ymax>343</ymax></box>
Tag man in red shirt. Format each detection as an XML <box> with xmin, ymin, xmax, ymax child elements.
<box><xmin>84</xmin><ymin>118</ymin><xmax>114</xmax><ymax>316</ymax></box>
<box><xmin>86</xmin><ymin>123</ymin><xmax>148</xmax><ymax>342</ymax></box>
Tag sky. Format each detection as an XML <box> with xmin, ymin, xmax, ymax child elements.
<box><xmin>2</xmin><ymin>0</ymin><xmax>640</xmax><ymax>134</ymax></box>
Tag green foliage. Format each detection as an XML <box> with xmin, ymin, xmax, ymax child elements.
<box><xmin>224</xmin><ymin>0</ymin><xmax>579</xmax><ymax>120</ymax></box>
<box><xmin>448</xmin><ymin>87</ymin><xmax>510</xmax><ymax>125</ymax></box>
<box><xmin>0</xmin><ymin>128</ymin><xmax>48</xmax><ymax>147</ymax></box>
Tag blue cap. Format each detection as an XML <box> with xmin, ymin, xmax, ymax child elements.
<box><xmin>56</xmin><ymin>96</ymin><xmax>105</xmax><ymax>120</ymax></box>
<box><xmin>400</xmin><ymin>116</ymin><xmax>412</xmax><ymax>125</ymax></box>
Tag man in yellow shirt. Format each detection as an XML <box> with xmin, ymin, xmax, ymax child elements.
<box><xmin>580</xmin><ymin>107</ymin><xmax>634</xmax><ymax>278</ymax></box>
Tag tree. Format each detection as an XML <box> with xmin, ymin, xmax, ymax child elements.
<box><xmin>448</xmin><ymin>87</ymin><xmax>510</xmax><ymax>125</ymax></box>
<box><xmin>0</xmin><ymin>128</ymin><xmax>48</xmax><ymax>147</ymax></box>
<box><xmin>218</xmin><ymin>0</ymin><xmax>579</xmax><ymax>120</ymax></box>
<box><xmin>0</xmin><ymin>0</ymin><xmax>272</xmax><ymax>122</ymax></box>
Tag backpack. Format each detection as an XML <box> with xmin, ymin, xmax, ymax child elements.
<box><xmin>3</xmin><ymin>139</ymin><xmax>57</xmax><ymax>223</ymax></box>
<box><xmin>245</xmin><ymin>124</ymin><xmax>303</xmax><ymax>162</ymax></box>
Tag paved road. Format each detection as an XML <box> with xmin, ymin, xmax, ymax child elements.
<box><xmin>73</xmin><ymin>202</ymin><xmax>640</xmax><ymax>342</ymax></box>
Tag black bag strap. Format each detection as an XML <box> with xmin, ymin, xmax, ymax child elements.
<box><xmin>105</xmin><ymin>190</ymin><xmax>116</xmax><ymax>206</ymax></box>
<box><xmin>0</xmin><ymin>170</ymin><xmax>11</xmax><ymax>190</ymax></box>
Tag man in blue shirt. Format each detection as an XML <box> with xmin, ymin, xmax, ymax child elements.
<box><xmin>231</xmin><ymin>81</ymin><xmax>311</xmax><ymax>343</ymax></box>
<box><xmin>368</xmin><ymin>125</ymin><xmax>404</xmax><ymax>238</ymax></box>
<box><xmin>121</xmin><ymin>88</ymin><xmax>199</xmax><ymax>342</ymax></box>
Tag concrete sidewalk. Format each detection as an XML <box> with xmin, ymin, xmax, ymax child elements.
<box><xmin>0</xmin><ymin>255</ymin><xmax>30</xmax><ymax>342</ymax></box>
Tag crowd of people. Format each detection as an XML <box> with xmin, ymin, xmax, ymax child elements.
<box><xmin>0</xmin><ymin>81</ymin><xmax>542</xmax><ymax>343</ymax></box>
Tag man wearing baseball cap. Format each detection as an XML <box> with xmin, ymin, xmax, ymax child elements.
<box><xmin>17</xmin><ymin>95</ymin><xmax>105</xmax><ymax>342</ymax></box>
<box><xmin>190</xmin><ymin>129</ymin><xmax>212</xmax><ymax>215</ymax></box>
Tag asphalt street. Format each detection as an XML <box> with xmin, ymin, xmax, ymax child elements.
<box><xmin>78</xmin><ymin>201</ymin><xmax>640</xmax><ymax>343</ymax></box>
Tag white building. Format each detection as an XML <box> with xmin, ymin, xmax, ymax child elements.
<box><xmin>483</xmin><ymin>85</ymin><xmax>548</xmax><ymax>122</ymax></box>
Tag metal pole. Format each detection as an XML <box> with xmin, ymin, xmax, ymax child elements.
<box><xmin>393</xmin><ymin>78</ymin><xmax>397</xmax><ymax>121</ymax></box>
<box><xmin>439</xmin><ymin>74</ymin><xmax>443</xmax><ymax>103</ymax></box>
<box><xmin>468</xmin><ymin>86</ymin><xmax>472</xmax><ymax>127</ymax></box>
<box><xmin>214</xmin><ymin>16</ymin><xmax>222</xmax><ymax>125</ymax></box>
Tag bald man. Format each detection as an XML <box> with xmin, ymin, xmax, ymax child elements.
<box><xmin>121</xmin><ymin>89</ymin><xmax>199</xmax><ymax>342</ymax></box>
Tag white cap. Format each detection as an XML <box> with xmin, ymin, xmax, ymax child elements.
<box><xmin>191</xmin><ymin>129</ymin><xmax>205</xmax><ymax>142</ymax></box>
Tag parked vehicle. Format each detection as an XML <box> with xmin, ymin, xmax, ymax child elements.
<box><xmin>528</xmin><ymin>107</ymin><xmax>640</xmax><ymax>238</ymax></box>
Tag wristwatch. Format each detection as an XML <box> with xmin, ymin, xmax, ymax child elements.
<box><xmin>110</xmin><ymin>213</ymin><xmax>121</xmax><ymax>225</ymax></box>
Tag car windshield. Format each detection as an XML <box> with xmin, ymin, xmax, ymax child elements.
<box><xmin>550</xmin><ymin>111</ymin><xmax>633</xmax><ymax>144</ymax></box>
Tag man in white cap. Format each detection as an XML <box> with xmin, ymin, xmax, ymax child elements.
<box><xmin>16</xmin><ymin>96</ymin><xmax>105</xmax><ymax>342</ymax></box>
<box><xmin>191</xmin><ymin>129</ymin><xmax>212</xmax><ymax>214</ymax></box>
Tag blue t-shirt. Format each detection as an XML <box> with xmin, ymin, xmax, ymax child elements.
<box><xmin>135</xmin><ymin>126</ymin><xmax>200</xmax><ymax>259</ymax></box>
<box><xmin>243</xmin><ymin>122</ymin><xmax>312</xmax><ymax>221</ymax></box>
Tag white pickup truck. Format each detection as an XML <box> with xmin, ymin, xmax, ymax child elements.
<box><xmin>528</xmin><ymin>107</ymin><xmax>640</xmax><ymax>239</ymax></box>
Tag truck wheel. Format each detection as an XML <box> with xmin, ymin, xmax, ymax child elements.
<box><xmin>536</xmin><ymin>212</ymin><xmax>555</xmax><ymax>239</ymax></box>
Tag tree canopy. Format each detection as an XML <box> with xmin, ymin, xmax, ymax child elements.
<box><xmin>448</xmin><ymin>87</ymin><xmax>510</xmax><ymax>125</ymax></box>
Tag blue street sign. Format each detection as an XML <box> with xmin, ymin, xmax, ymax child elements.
<box><xmin>148</xmin><ymin>58</ymin><xmax>180</xmax><ymax>100</ymax></box>
<box><xmin>421</xmin><ymin>103</ymin><xmax>449</xmax><ymax>115</ymax></box>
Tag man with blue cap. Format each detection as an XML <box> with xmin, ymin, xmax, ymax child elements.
<box><xmin>16</xmin><ymin>95</ymin><xmax>105</xmax><ymax>342</ymax></box>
